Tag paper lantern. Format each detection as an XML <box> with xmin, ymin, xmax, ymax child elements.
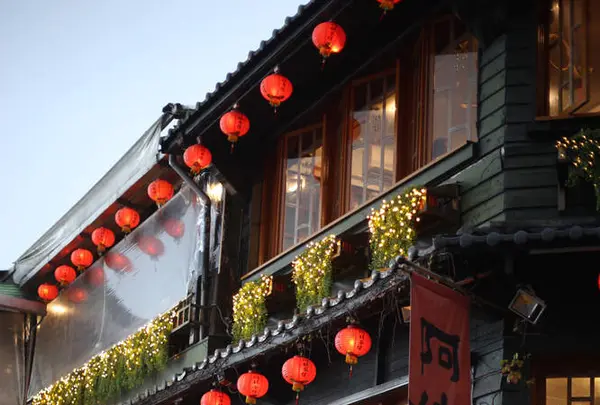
<box><xmin>282</xmin><ymin>355</ymin><xmax>316</xmax><ymax>403</ymax></box>
<box><xmin>91</xmin><ymin>227</ymin><xmax>115</xmax><ymax>253</ymax></box>
<box><xmin>38</xmin><ymin>283</ymin><xmax>59</xmax><ymax>302</ymax></box>
<box><xmin>200</xmin><ymin>389</ymin><xmax>231</xmax><ymax>405</ymax></box>
<box><xmin>115</xmin><ymin>207</ymin><xmax>140</xmax><ymax>233</ymax></box>
<box><xmin>54</xmin><ymin>265</ymin><xmax>77</xmax><ymax>286</ymax></box>
<box><xmin>85</xmin><ymin>266</ymin><xmax>105</xmax><ymax>287</ymax></box>
<box><xmin>163</xmin><ymin>217</ymin><xmax>185</xmax><ymax>239</ymax></box>
<box><xmin>137</xmin><ymin>235</ymin><xmax>164</xmax><ymax>258</ymax></box>
<box><xmin>260</xmin><ymin>66</ymin><xmax>293</xmax><ymax>109</ymax></box>
<box><xmin>71</xmin><ymin>248</ymin><xmax>93</xmax><ymax>271</ymax></box>
<box><xmin>148</xmin><ymin>179</ymin><xmax>174</xmax><ymax>206</ymax></box>
<box><xmin>312</xmin><ymin>22</ymin><xmax>346</xmax><ymax>59</ymax></box>
<box><xmin>335</xmin><ymin>325</ymin><xmax>372</xmax><ymax>376</ymax></box>
<box><xmin>237</xmin><ymin>370</ymin><xmax>269</xmax><ymax>404</ymax></box>
<box><xmin>68</xmin><ymin>287</ymin><xmax>88</xmax><ymax>303</ymax></box>
<box><xmin>220</xmin><ymin>108</ymin><xmax>250</xmax><ymax>149</ymax></box>
<box><xmin>183</xmin><ymin>144</ymin><xmax>212</xmax><ymax>175</ymax></box>
<box><xmin>377</xmin><ymin>0</ymin><xmax>402</xmax><ymax>11</ymax></box>
<box><xmin>104</xmin><ymin>252</ymin><xmax>132</xmax><ymax>273</ymax></box>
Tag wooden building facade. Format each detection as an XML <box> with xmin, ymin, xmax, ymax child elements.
<box><xmin>5</xmin><ymin>0</ymin><xmax>600</xmax><ymax>404</ymax></box>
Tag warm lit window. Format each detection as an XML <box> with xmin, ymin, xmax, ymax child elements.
<box><xmin>542</xmin><ymin>0</ymin><xmax>600</xmax><ymax>115</ymax></box>
<box><xmin>348</xmin><ymin>71</ymin><xmax>397</xmax><ymax>211</ymax></box>
<box><xmin>546</xmin><ymin>377</ymin><xmax>600</xmax><ymax>405</ymax></box>
<box><xmin>429</xmin><ymin>19</ymin><xmax>478</xmax><ymax>160</ymax></box>
<box><xmin>281</xmin><ymin>125</ymin><xmax>324</xmax><ymax>251</ymax></box>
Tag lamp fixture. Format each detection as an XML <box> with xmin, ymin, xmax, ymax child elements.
<box><xmin>509</xmin><ymin>288</ymin><xmax>546</xmax><ymax>324</ymax></box>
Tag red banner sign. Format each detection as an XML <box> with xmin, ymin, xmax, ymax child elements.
<box><xmin>408</xmin><ymin>274</ymin><xmax>471</xmax><ymax>405</ymax></box>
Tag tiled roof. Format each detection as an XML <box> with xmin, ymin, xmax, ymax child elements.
<box><xmin>433</xmin><ymin>224</ymin><xmax>600</xmax><ymax>249</ymax></box>
<box><xmin>123</xmin><ymin>266</ymin><xmax>409</xmax><ymax>405</ymax></box>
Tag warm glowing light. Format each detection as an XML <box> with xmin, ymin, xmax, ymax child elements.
<box><xmin>47</xmin><ymin>303</ymin><xmax>69</xmax><ymax>315</ymax></box>
<box><xmin>206</xmin><ymin>182</ymin><xmax>224</xmax><ymax>202</ymax></box>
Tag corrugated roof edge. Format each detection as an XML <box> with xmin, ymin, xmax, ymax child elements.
<box><xmin>161</xmin><ymin>0</ymin><xmax>338</xmax><ymax>148</ymax></box>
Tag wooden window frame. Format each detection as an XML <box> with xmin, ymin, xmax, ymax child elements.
<box><xmin>533</xmin><ymin>356</ymin><xmax>600</xmax><ymax>405</ymax></box>
<box><xmin>258</xmin><ymin>119</ymin><xmax>327</xmax><ymax>263</ymax></box>
<box><xmin>537</xmin><ymin>0</ymin><xmax>591</xmax><ymax>118</ymax></box>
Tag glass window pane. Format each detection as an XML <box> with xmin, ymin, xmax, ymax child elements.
<box><xmin>546</xmin><ymin>378</ymin><xmax>568</xmax><ymax>405</ymax></box>
<box><xmin>349</xmin><ymin>75</ymin><xmax>397</xmax><ymax>210</ymax></box>
<box><xmin>282</xmin><ymin>128</ymin><xmax>323</xmax><ymax>251</ymax></box>
<box><xmin>594</xmin><ymin>378</ymin><xmax>600</xmax><ymax>404</ymax></box>
<box><xmin>429</xmin><ymin>19</ymin><xmax>478</xmax><ymax>162</ymax></box>
<box><xmin>572</xmin><ymin>378</ymin><xmax>591</xmax><ymax>398</ymax></box>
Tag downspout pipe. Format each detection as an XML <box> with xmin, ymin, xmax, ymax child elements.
<box><xmin>168</xmin><ymin>154</ymin><xmax>211</xmax><ymax>341</ymax></box>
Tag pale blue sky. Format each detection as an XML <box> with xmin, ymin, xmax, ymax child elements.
<box><xmin>0</xmin><ymin>0</ymin><xmax>307</xmax><ymax>270</ymax></box>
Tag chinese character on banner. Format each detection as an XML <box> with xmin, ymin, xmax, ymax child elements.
<box><xmin>408</xmin><ymin>274</ymin><xmax>471</xmax><ymax>405</ymax></box>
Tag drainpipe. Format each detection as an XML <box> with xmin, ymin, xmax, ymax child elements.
<box><xmin>168</xmin><ymin>154</ymin><xmax>211</xmax><ymax>341</ymax></box>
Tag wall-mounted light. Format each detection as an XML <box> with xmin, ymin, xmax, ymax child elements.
<box><xmin>206</xmin><ymin>182</ymin><xmax>224</xmax><ymax>202</ymax></box>
<box><xmin>509</xmin><ymin>288</ymin><xmax>546</xmax><ymax>324</ymax></box>
<box><xmin>47</xmin><ymin>303</ymin><xmax>69</xmax><ymax>316</ymax></box>
<box><xmin>401</xmin><ymin>306</ymin><xmax>411</xmax><ymax>323</ymax></box>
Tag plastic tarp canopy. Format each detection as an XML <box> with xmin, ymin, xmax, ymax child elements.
<box><xmin>0</xmin><ymin>312</ymin><xmax>26</xmax><ymax>405</ymax></box>
<box><xmin>11</xmin><ymin>116</ymin><xmax>167</xmax><ymax>286</ymax></box>
<box><xmin>28</xmin><ymin>186</ymin><xmax>203</xmax><ymax>398</ymax></box>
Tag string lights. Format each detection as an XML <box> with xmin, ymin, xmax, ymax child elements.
<box><xmin>232</xmin><ymin>274</ymin><xmax>273</xmax><ymax>342</ymax></box>
<box><xmin>31</xmin><ymin>309</ymin><xmax>175</xmax><ymax>405</ymax></box>
<box><xmin>292</xmin><ymin>235</ymin><xmax>340</xmax><ymax>312</ymax></box>
<box><xmin>368</xmin><ymin>187</ymin><xmax>427</xmax><ymax>270</ymax></box>
<box><xmin>556</xmin><ymin>129</ymin><xmax>600</xmax><ymax>210</ymax></box>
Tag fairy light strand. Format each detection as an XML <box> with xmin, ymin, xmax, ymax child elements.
<box><xmin>292</xmin><ymin>235</ymin><xmax>340</xmax><ymax>312</ymax></box>
<box><xmin>232</xmin><ymin>274</ymin><xmax>273</xmax><ymax>342</ymax></box>
<box><xmin>31</xmin><ymin>307</ymin><xmax>177</xmax><ymax>405</ymax></box>
<box><xmin>556</xmin><ymin>129</ymin><xmax>600</xmax><ymax>210</ymax></box>
<box><xmin>368</xmin><ymin>187</ymin><xmax>427</xmax><ymax>270</ymax></box>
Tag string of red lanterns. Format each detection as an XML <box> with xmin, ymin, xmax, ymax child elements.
<box><xmin>237</xmin><ymin>369</ymin><xmax>269</xmax><ymax>404</ymax></box>
<box><xmin>334</xmin><ymin>324</ymin><xmax>372</xmax><ymax>377</ymax></box>
<box><xmin>200</xmin><ymin>389</ymin><xmax>231</xmax><ymax>405</ymax></box>
<box><xmin>38</xmin><ymin>283</ymin><xmax>58</xmax><ymax>302</ymax></box>
<box><xmin>260</xmin><ymin>66</ymin><xmax>293</xmax><ymax>112</ymax></box>
<box><xmin>377</xmin><ymin>0</ymin><xmax>402</xmax><ymax>12</ymax></box>
<box><xmin>147</xmin><ymin>179</ymin><xmax>174</xmax><ymax>207</ymax></box>
<box><xmin>282</xmin><ymin>355</ymin><xmax>317</xmax><ymax>404</ymax></box>
<box><xmin>220</xmin><ymin>105</ymin><xmax>250</xmax><ymax>152</ymax></box>
<box><xmin>91</xmin><ymin>227</ymin><xmax>115</xmax><ymax>254</ymax></box>
<box><xmin>54</xmin><ymin>265</ymin><xmax>77</xmax><ymax>286</ymax></box>
<box><xmin>115</xmin><ymin>207</ymin><xmax>140</xmax><ymax>233</ymax></box>
<box><xmin>71</xmin><ymin>248</ymin><xmax>94</xmax><ymax>272</ymax></box>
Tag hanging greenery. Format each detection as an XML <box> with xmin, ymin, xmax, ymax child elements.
<box><xmin>368</xmin><ymin>187</ymin><xmax>427</xmax><ymax>270</ymax></box>
<box><xmin>31</xmin><ymin>310</ymin><xmax>174</xmax><ymax>405</ymax></box>
<box><xmin>556</xmin><ymin>129</ymin><xmax>600</xmax><ymax>210</ymax></box>
<box><xmin>501</xmin><ymin>352</ymin><xmax>533</xmax><ymax>386</ymax></box>
<box><xmin>292</xmin><ymin>235</ymin><xmax>340</xmax><ymax>312</ymax></box>
<box><xmin>232</xmin><ymin>274</ymin><xmax>273</xmax><ymax>343</ymax></box>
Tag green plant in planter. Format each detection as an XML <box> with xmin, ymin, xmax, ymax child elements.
<box><xmin>368</xmin><ymin>187</ymin><xmax>427</xmax><ymax>270</ymax></box>
<box><xmin>556</xmin><ymin>129</ymin><xmax>600</xmax><ymax>210</ymax></box>
<box><xmin>232</xmin><ymin>274</ymin><xmax>272</xmax><ymax>342</ymax></box>
<box><xmin>292</xmin><ymin>234</ymin><xmax>340</xmax><ymax>313</ymax></box>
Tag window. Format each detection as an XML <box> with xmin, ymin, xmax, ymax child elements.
<box><xmin>546</xmin><ymin>377</ymin><xmax>600</xmax><ymax>405</ymax></box>
<box><xmin>429</xmin><ymin>18</ymin><xmax>478</xmax><ymax>160</ymax></box>
<box><xmin>282</xmin><ymin>125</ymin><xmax>324</xmax><ymax>251</ymax></box>
<box><xmin>347</xmin><ymin>70</ymin><xmax>398</xmax><ymax>211</ymax></box>
<box><xmin>541</xmin><ymin>0</ymin><xmax>600</xmax><ymax>116</ymax></box>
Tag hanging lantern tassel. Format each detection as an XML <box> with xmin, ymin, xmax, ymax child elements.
<box><xmin>377</xmin><ymin>0</ymin><xmax>402</xmax><ymax>19</ymax></box>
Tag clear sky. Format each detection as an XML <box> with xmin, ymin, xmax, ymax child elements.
<box><xmin>0</xmin><ymin>0</ymin><xmax>307</xmax><ymax>270</ymax></box>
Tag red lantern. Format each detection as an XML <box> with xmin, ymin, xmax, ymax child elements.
<box><xmin>282</xmin><ymin>355</ymin><xmax>316</xmax><ymax>402</ymax></box>
<box><xmin>183</xmin><ymin>144</ymin><xmax>212</xmax><ymax>175</ymax></box>
<box><xmin>115</xmin><ymin>207</ymin><xmax>140</xmax><ymax>233</ymax></box>
<box><xmin>54</xmin><ymin>265</ymin><xmax>77</xmax><ymax>286</ymax></box>
<box><xmin>200</xmin><ymin>389</ymin><xmax>231</xmax><ymax>405</ymax></box>
<box><xmin>260</xmin><ymin>67</ymin><xmax>293</xmax><ymax>110</ymax></box>
<box><xmin>163</xmin><ymin>217</ymin><xmax>185</xmax><ymax>239</ymax></box>
<box><xmin>38</xmin><ymin>283</ymin><xmax>59</xmax><ymax>302</ymax></box>
<box><xmin>237</xmin><ymin>370</ymin><xmax>269</xmax><ymax>404</ymax></box>
<box><xmin>104</xmin><ymin>252</ymin><xmax>132</xmax><ymax>273</ymax></box>
<box><xmin>137</xmin><ymin>235</ymin><xmax>164</xmax><ymax>258</ymax></box>
<box><xmin>377</xmin><ymin>0</ymin><xmax>402</xmax><ymax>11</ymax></box>
<box><xmin>220</xmin><ymin>108</ymin><xmax>250</xmax><ymax>151</ymax></box>
<box><xmin>335</xmin><ymin>325</ymin><xmax>372</xmax><ymax>376</ymax></box>
<box><xmin>91</xmin><ymin>227</ymin><xmax>115</xmax><ymax>254</ymax></box>
<box><xmin>86</xmin><ymin>266</ymin><xmax>105</xmax><ymax>287</ymax></box>
<box><xmin>312</xmin><ymin>22</ymin><xmax>346</xmax><ymax>59</ymax></box>
<box><xmin>68</xmin><ymin>287</ymin><xmax>88</xmax><ymax>303</ymax></box>
<box><xmin>71</xmin><ymin>248</ymin><xmax>93</xmax><ymax>271</ymax></box>
<box><xmin>148</xmin><ymin>179</ymin><xmax>174</xmax><ymax>206</ymax></box>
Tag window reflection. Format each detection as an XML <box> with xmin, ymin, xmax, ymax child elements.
<box><xmin>283</xmin><ymin>127</ymin><xmax>323</xmax><ymax>251</ymax></box>
<box><xmin>349</xmin><ymin>73</ymin><xmax>397</xmax><ymax>211</ymax></box>
<box><xmin>430</xmin><ymin>19</ymin><xmax>478</xmax><ymax>160</ymax></box>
